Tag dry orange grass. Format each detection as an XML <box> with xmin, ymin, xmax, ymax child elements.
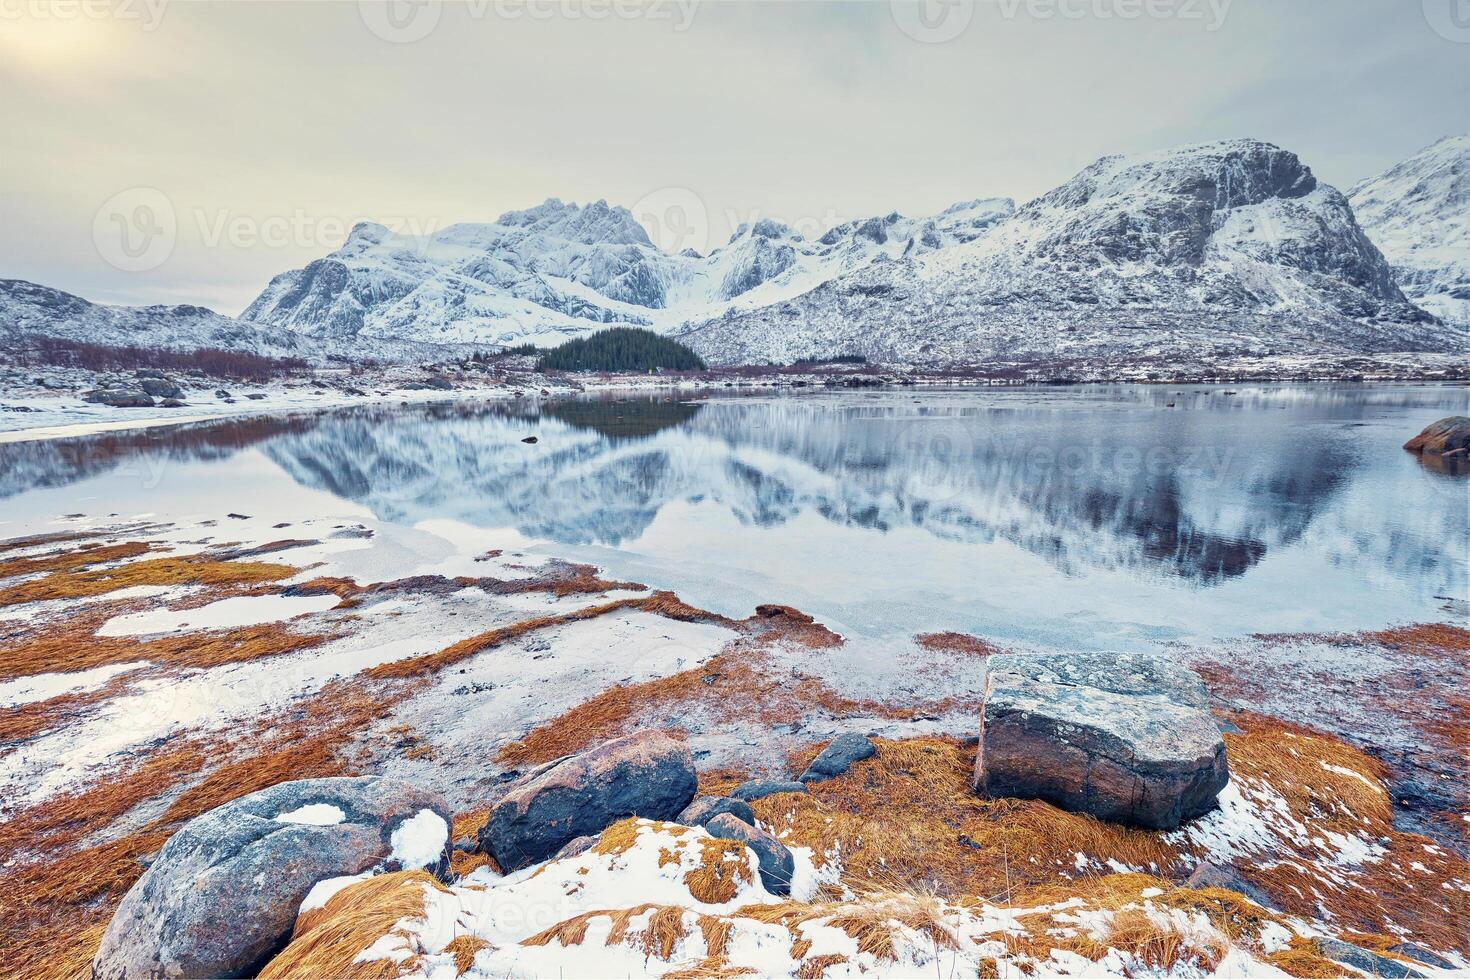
<box><xmin>0</xmin><ymin>619</ymin><xmax>338</xmax><ymax>683</ymax></box>
<box><xmin>0</xmin><ymin>541</ymin><xmax>154</xmax><ymax>580</ymax></box>
<box><xmin>0</xmin><ymin>553</ymin><xmax>297</xmax><ymax>606</ymax></box>
<box><xmin>260</xmin><ymin>870</ymin><xmax>449</xmax><ymax>980</ymax></box>
<box><xmin>1266</xmin><ymin>937</ymin><xmax>1357</xmax><ymax>978</ymax></box>
<box><xmin>751</xmin><ymin>737</ymin><xmax>1178</xmax><ymax>901</ymax></box>
<box><xmin>1208</xmin><ymin>716</ymin><xmax>1468</xmax><ymax>958</ymax></box>
<box><xmin>498</xmin><ymin>649</ymin><xmax>978</xmax><ymax>768</ymax></box>
<box><xmin>915</xmin><ymin>632</ymin><xmax>1002</xmax><ymax>656</ymax></box>
<box><xmin>0</xmin><ymin>530</ymin><xmax>99</xmax><ymax>557</ymax></box>
<box><xmin>683</xmin><ymin>836</ymin><xmax>756</xmax><ymax>904</ymax></box>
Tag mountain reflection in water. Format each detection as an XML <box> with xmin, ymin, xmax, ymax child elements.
<box><xmin>2</xmin><ymin>386</ymin><xmax>1464</xmax><ymax>607</ymax></box>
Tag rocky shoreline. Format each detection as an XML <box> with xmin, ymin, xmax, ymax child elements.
<box><xmin>0</xmin><ymin>514</ymin><xmax>1466</xmax><ymax>978</ymax></box>
<box><xmin>3</xmin><ymin>351</ymin><xmax>1468</xmax><ymax>443</ymax></box>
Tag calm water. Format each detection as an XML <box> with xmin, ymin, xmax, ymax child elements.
<box><xmin>3</xmin><ymin>385</ymin><xmax>1466</xmax><ymax>649</ymax></box>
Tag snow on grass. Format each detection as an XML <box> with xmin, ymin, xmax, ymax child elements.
<box><xmin>0</xmin><ymin>660</ymin><xmax>142</xmax><ymax>707</ymax></box>
<box><xmin>283</xmin><ymin>818</ymin><xmax>1300</xmax><ymax>979</ymax></box>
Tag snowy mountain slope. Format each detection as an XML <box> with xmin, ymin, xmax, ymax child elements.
<box><xmin>0</xmin><ymin>278</ymin><xmax>471</xmax><ymax>364</ymax></box>
<box><xmin>242</xmin><ymin>197</ymin><xmax>1014</xmax><ymax>347</ymax></box>
<box><xmin>1350</xmin><ymin>134</ymin><xmax>1470</xmax><ymax>328</ymax></box>
<box><xmin>676</xmin><ymin>140</ymin><xmax>1464</xmax><ymax>366</ymax></box>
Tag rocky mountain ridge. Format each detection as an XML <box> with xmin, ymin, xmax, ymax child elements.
<box><xmin>677</xmin><ymin>140</ymin><xmax>1464</xmax><ymax>365</ymax></box>
<box><xmin>1349</xmin><ymin>134</ymin><xmax>1470</xmax><ymax>328</ymax></box>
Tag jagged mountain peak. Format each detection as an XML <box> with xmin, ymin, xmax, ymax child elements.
<box><xmin>1042</xmin><ymin>139</ymin><xmax>1318</xmax><ymax>214</ymax></box>
<box><xmin>494</xmin><ymin>196</ymin><xmax>652</xmax><ymax>247</ymax></box>
<box><xmin>727</xmin><ymin>218</ymin><xmax>801</xmax><ymax>244</ymax></box>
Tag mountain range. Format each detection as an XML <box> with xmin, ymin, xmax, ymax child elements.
<box><xmin>4</xmin><ymin>136</ymin><xmax>1467</xmax><ymax>368</ymax></box>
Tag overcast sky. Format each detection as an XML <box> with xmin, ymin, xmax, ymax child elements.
<box><xmin>2</xmin><ymin>0</ymin><xmax>1465</xmax><ymax>314</ymax></box>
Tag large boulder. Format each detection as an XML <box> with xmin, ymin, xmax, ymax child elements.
<box><xmin>479</xmin><ymin>731</ymin><xmax>696</xmax><ymax>872</ymax></box>
<box><xmin>81</xmin><ymin>386</ymin><xmax>154</xmax><ymax>408</ymax></box>
<box><xmin>92</xmin><ymin>776</ymin><xmax>451</xmax><ymax>980</ymax></box>
<box><xmin>138</xmin><ymin>377</ymin><xmax>183</xmax><ymax>399</ymax></box>
<box><xmin>973</xmin><ymin>651</ymin><xmax>1229</xmax><ymax>829</ymax></box>
<box><xmin>705</xmin><ymin>813</ymin><xmax>795</xmax><ymax>895</ymax></box>
<box><xmin>1403</xmin><ymin>416</ymin><xmax>1470</xmax><ymax>456</ymax></box>
<box><xmin>799</xmin><ymin>733</ymin><xmax>877</xmax><ymax>783</ymax></box>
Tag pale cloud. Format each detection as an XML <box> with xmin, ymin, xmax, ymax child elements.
<box><xmin>0</xmin><ymin>0</ymin><xmax>1464</xmax><ymax>315</ymax></box>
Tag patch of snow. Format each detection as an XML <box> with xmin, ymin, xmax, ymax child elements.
<box><xmin>0</xmin><ymin>661</ymin><xmax>142</xmax><ymax>708</ymax></box>
<box><xmin>96</xmin><ymin>593</ymin><xmax>341</xmax><ymax>637</ymax></box>
<box><xmin>275</xmin><ymin>803</ymin><xmax>346</xmax><ymax>825</ymax></box>
<box><xmin>389</xmin><ymin>809</ymin><xmax>449</xmax><ymax>869</ymax></box>
<box><xmin>300</xmin><ymin>872</ymin><xmax>371</xmax><ymax>913</ymax></box>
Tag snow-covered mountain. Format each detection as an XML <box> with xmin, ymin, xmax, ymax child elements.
<box><xmin>242</xmin><ymin>197</ymin><xmax>1013</xmax><ymax>347</ymax></box>
<box><xmin>1350</xmin><ymin>134</ymin><xmax>1470</xmax><ymax>328</ymax></box>
<box><xmin>677</xmin><ymin>140</ymin><xmax>1462</xmax><ymax>365</ymax></box>
<box><xmin>0</xmin><ymin>278</ymin><xmax>474</xmax><ymax>364</ymax></box>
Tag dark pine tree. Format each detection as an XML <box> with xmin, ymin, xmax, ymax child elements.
<box><xmin>537</xmin><ymin>327</ymin><xmax>707</xmax><ymax>373</ymax></box>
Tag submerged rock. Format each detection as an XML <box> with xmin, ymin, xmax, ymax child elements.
<box><xmin>479</xmin><ymin>730</ymin><xmax>696</xmax><ymax>872</ymax></box>
<box><xmin>799</xmin><ymin>733</ymin><xmax>877</xmax><ymax>783</ymax></box>
<box><xmin>973</xmin><ymin>651</ymin><xmax>1228</xmax><ymax>829</ymax></box>
<box><xmin>705</xmin><ymin>813</ymin><xmax>795</xmax><ymax>895</ymax></box>
<box><xmin>92</xmin><ymin>776</ymin><xmax>451</xmax><ymax>980</ymax></box>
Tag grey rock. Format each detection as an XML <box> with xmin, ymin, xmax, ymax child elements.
<box><xmin>973</xmin><ymin>651</ymin><xmax>1229</xmax><ymax>829</ymax></box>
<box><xmin>1183</xmin><ymin>861</ymin><xmax>1273</xmax><ymax>910</ymax></box>
<box><xmin>81</xmin><ymin>387</ymin><xmax>154</xmax><ymax>408</ymax></box>
<box><xmin>552</xmin><ymin>835</ymin><xmax>598</xmax><ymax>860</ymax></box>
<box><xmin>799</xmin><ymin>733</ymin><xmax>877</xmax><ymax>783</ymax></box>
<box><xmin>138</xmin><ymin>377</ymin><xmax>183</xmax><ymax>399</ymax></box>
<box><xmin>92</xmin><ymin>776</ymin><xmax>452</xmax><ymax>980</ymax></box>
<box><xmin>730</xmin><ymin>779</ymin><xmax>808</xmax><ymax>802</ymax></box>
<box><xmin>1387</xmin><ymin>943</ymin><xmax>1456</xmax><ymax>971</ymax></box>
<box><xmin>425</xmin><ymin>375</ymin><xmax>454</xmax><ymax>390</ymax></box>
<box><xmin>1317</xmin><ymin>938</ymin><xmax>1426</xmax><ymax>978</ymax></box>
<box><xmin>704</xmin><ymin>813</ymin><xmax>795</xmax><ymax>895</ymax></box>
<box><xmin>478</xmin><ymin>730</ymin><xmax>696</xmax><ymax>872</ymax></box>
<box><xmin>677</xmin><ymin>795</ymin><xmax>756</xmax><ymax>828</ymax></box>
